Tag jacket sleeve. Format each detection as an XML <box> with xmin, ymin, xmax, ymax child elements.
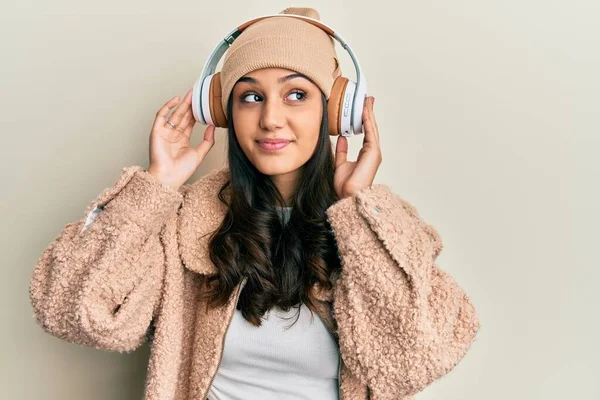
<box><xmin>29</xmin><ymin>166</ymin><xmax>184</xmax><ymax>352</ymax></box>
<box><xmin>326</xmin><ymin>184</ymin><xmax>481</xmax><ymax>399</ymax></box>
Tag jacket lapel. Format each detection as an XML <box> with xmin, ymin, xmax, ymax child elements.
<box><xmin>177</xmin><ymin>167</ymin><xmax>231</xmax><ymax>276</ymax></box>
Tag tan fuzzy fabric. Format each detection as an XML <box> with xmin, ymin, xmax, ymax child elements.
<box><xmin>29</xmin><ymin>166</ymin><xmax>480</xmax><ymax>399</ymax></box>
<box><xmin>220</xmin><ymin>7</ymin><xmax>342</xmax><ymax>112</ymax></box>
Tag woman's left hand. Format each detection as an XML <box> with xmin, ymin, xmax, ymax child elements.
<box><xmin>333</xmin><ymin>96</ymin><xmax>382</xmax><ymax>200</ymax></box>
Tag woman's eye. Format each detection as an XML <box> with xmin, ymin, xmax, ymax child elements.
<box><xmin>286</xmin><ymin>91</ymin><xmax>306</xmax><ymax>101</ymax></box>
<box><xmin>241</xmin><ymin>93</ymin><xmax>262</xmax><ymax>103</ymax></box>
<box><xmin>240</xmin><ymin>91</ymin><xmax>306</xmax><ymax>103</ymax></box>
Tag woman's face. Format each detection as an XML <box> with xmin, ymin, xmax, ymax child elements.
<box><xmin>231</xmin><ymin>67</ymin><xmax>323</xmax><ymax>179</ymax></box>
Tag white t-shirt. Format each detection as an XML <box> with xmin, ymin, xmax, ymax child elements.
<box><xmin>206</xmin><ymin>300</ymin><xmax>340</xmax><ymax>400</ymax></box>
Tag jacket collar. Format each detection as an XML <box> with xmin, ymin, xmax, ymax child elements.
<box><xmin>176</xmin><ymin>166</ymin><xmax>334</xmax><ymax>302</ymax></box>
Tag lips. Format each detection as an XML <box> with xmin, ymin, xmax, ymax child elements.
<box><xmin>259</xmin><ymin>139</ymin><xmax>290</xmax><ymax>144</ymax></box>
<box><xmin>257</xmin><ymin>138</ymin><xmax>291</xmax><ymax>152</ymax></box>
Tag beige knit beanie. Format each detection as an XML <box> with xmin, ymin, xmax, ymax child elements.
<box><xmin>219</xmin><ymin>7</ymin><xmax>342</xmax><ymax>113</ymax></box>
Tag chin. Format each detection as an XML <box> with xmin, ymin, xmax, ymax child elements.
<box><xmin>252</xmin><ymin>159</ymin><xmax>301</xmax><ymax>177</ymax></box>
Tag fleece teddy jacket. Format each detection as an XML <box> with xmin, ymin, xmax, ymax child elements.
<box><xmin>29</xmin><ymin>165</ymin><xmax>480</xmax><ymax>400</ymax></box>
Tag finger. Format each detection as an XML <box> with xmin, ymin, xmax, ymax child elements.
<box><xmin>361</xmin><ymin>97</ymin><xmax>372</xmax><ymax>138</ymax></box>
<box><xmin>164</xmin><ymin>88</ymin><xmax>193</xmax><ymax>129</ymax></box>
<box><xmin>154</xmin><ymin>96</ymin><xmax>181</xmax><ymax>129</ymax></box>
<box><xmin>335</xmin><ymin>135</ymin><xmax>348</xmax><ymax>167</ymax></box>
<box><xmin>370</xmin><ymin>96</ymin><xmax>380</xmax><ymax>142</ymax></box>
<box><xmin>194</xmin><ymin>125</ymin><xmax>216</xmax><ymax>161</ymax></box>
<box><xmin>182</xmin><ymin>117</ymin><xmax>196</xmax><ymax>138</ymax></box>
<box><xmin>177</xmin><ymin>106</ymin><xmax>194</xmax><ymax>135</ymax></box>
<box><xmin>362</xmin><ymin>97</ymin><xmax>378</xmax><ymax>145</ymax></box>
<box><xmin>357</xmin><ymin>147</ymin><xmax>365</xmax><ymax>160</ymax></box>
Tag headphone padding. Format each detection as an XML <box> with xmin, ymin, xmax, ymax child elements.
<box><xmin>327</xmin><ymin>77</ymin><xmax>349</xmax><ymax>136</ymax></box>
<box><xmin>209</xmin><ymin>72</ymin><xmax>228</xmax><ymax>128</ymax></box>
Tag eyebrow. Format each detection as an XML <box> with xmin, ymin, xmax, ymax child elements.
<box><xmin>237</xmin><ymin>73</ymin><xmax>310</xmax><ymax>85</ymax></box>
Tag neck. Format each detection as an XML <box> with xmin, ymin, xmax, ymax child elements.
<box><xmin>270</xmin><ymin>168</ymin><xmax>301</xmax><ymax>207</ymax></box>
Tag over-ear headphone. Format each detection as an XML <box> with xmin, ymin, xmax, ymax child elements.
<box><xmin>191</xmin><ymin>13</ymin><xmax>368</xmax><ymax>137</ymax></box>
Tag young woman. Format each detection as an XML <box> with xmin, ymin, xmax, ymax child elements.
<box><xmin>29</xmin><ymin>7</ymin><xmax>480</xmax><ymax>400</ymax></box>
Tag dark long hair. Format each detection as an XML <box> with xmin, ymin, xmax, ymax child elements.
<box><xmin>202</xmin><ymin>87</ymin><xmax>341</xmax><ymax>327</ymax></box>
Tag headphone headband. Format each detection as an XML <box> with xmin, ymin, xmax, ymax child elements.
<box><xmin>237</xmin><ymin>14</ymin><xmax>334</xmax><ymax>35</ymax></box>
<box><xmin>197</xmin><ymin>14</ymin><xmax>367</xmax><ymax>134</ymax></box>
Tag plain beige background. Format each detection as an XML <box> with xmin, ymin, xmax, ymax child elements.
<box><xmin>2</xmin><ymin>0</ymin><xmax>598</xmax><ymax>399</ymax></box>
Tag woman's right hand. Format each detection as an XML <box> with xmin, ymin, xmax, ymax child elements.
<box><xmin>146</xmin><ymin>88</ymin><xmax>216</xmax><ymax>191</ymax></box>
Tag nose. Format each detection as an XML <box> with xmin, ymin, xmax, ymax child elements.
<box><xmin>260</xmin><ymin>97</ymin><xmax>285</xmax><ymax>131</ymax></box>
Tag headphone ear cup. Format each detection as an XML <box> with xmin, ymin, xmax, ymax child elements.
<box><xmin>208</xmin><ymin>72</ymin><xmax>228</xmax><ymax>128</ymax></box>
<box><xmin>327</xmin><ymin>77</ymin><xmax>349</xmax><ymax>136</ymax></box>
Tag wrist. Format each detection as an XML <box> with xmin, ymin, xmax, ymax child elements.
<box><xmin>146</xmin><ymin>166</ymin><xmax>182</xmax><ymax>192</ymax></box>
